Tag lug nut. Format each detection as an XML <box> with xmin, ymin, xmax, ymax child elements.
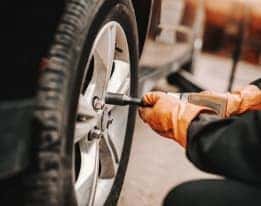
<box><xmin>92</xmin><ymin>96</ymin><xmax>105</xmax><ymax>111</ymax></box>
<box><xmin>88</xmin><ymin>128</ymin><xmax>103</xmax><ymax>141</ymax></box>
<box><xmin>77</xmin><ymin>114</ymin><xmax>88</xmax><ymax>122</ymax></box>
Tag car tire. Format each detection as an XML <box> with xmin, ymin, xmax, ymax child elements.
<box><xmin>24</xmin><ymin>1</ymin><xmax>138</xmax><ymax>206</ymax></box>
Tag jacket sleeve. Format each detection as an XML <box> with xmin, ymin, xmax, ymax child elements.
<box><xmin>186</xmin><ymin>79</ymin><xmax>261</xmax><ymax>184</ymax></box>
<box><xmin>251</xmin><ymin>78</ymin><xmax>261</xmax><ymax>88</ymax></box>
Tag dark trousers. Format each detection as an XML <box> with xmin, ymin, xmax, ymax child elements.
<box><xmin>163</xmin><ymin>179</ymin><xmax>261</xmax><ymax>206</ymax></box>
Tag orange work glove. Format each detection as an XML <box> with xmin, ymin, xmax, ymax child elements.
<box><xmin>200</xmin><ymin>85</ymin><xmax>261</xmax><ymax>118</ymax></box>
<box><xmin>139</xmin><ymin>92</ymin><xmax>214</xmax><ymax>147</ymax></box>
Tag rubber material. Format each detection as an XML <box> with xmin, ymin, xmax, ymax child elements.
<box><xmin>23</xmin><ymin>1</ymin><xmax>138</xmax><ymax>206</ymax></box>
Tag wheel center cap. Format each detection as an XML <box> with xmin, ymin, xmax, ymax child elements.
<box><xmin>91</xmin><ymin>96</ymin><xmax>113</xmax><ymax>132</ymax></box>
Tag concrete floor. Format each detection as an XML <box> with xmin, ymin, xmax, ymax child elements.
<box><xmin>118</xmin><ymin>118</ymin><xmax>216</xmax><ymax>206</ymax></box>
<box><xmin>193</xmin><ymin>54</ymin><xmax>261</xmax><ymax>92</ymax></box>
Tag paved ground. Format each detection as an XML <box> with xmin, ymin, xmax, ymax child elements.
<box><xmin>118</xmin><ymin>118</ymin><xmax>216</xmax><ymax>206</ymax></box>
<box><xmin>193</xmin><ymin>54</ymin><xmax>261</xmax><ymax>92</ymax></box>
<box><xmin>118</xmin><ymin>54</ymin><xmax>260</xmax><ymax>206</ymax></box>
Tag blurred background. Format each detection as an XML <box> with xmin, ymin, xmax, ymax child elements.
<box><xmin>139</xmin><ymin>0</ymin><xmax>261</xmax><ymax>92</ymax></box>
<box><xmin>195</xmin><ymin>0</ymin><xmax>261</xmax><ymax>91</ymax></box>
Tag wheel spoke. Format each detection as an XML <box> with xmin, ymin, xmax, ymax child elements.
<box><xmin>106</xmin><ymin>105</ymin><xmax>129</xmax><ymax>159</ymax></box>
<box><xmin>107</xmin><ymin>60</ymin><xmax>130</xmax><ymax>94</ymax></box>
<box><xmin>119</xmin><ymin>77</ymin><xmax>130</xmax><ymax>94</ymax></box>
<box><xmin>107</xmin><ymin>132</ymin><xmax>120</xmax><ymax>163</ymax></box>
<box><xmin>78</xmin><ymin>94</ymin><xmax>96</xmax><ymax>117</ymax></box>
<box><xmin>106</xmin><ymin>24</ymin><xmax>117</xmax><ymax>81</ymax></box>
<box><xmin>84</xmin><ymin>63</ymin><xmax>103</xmax><ymax>102</ymax></box>
<box><xmin>99</xmin><ymin>134</ymin><xmax>117</xmax><ymax>179</ymax></box>
<box><xmin>105</xmin><ymin>60</ymin><xmax>130</xmax><ymax>112</ymax></box>
<box><xmin>75</xmin><ymin>139</ymin><xmax>99</xmax><ymax>206</ymax></box>
<box><xmin>95</xmin><ymin>24</ymin><xmax>116</xmax><ymax>70</ymax></box>
<box><xmin>115</xmin><ymin>26</ymin><xmax>130</xmax><ymax>63</ymax></box>
<box><xmin>74</xmin><ymin>119</ymin><xmax>97</xmax><ymax>143</ymax></box>
<box><xmin>94</xmin><ymin>24</ymin><xmax>117</xmax><ymax>93</ymax></box>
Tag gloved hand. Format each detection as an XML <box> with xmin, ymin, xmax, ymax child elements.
<box><xmin>139</xmin><ymin>92</ymin><xmax>214</xmax><ymax>147</ymax></box>
<box><xmin>200</xmin><ymin>85</ymin><xmax>261</xmax><ymax>117</ymax></box>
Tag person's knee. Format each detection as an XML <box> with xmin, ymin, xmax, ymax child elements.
<box><xmin>163</xmin><ymin>182</ymin><xmax>195</xmax><ymax>206</ymax></box>
<box><xmin>163</xmin><ymin>179</ymin><xmax>261</xmax><ymax>206</ymax></box>
<box><xmin>163</xmin><ymin>180</ymin><xmax>213</xmax><ymax>206</ymax></box>
<box><xmin>163</xmin><ymin>187</ymin><xmax>181</xmax><ymax>206</ymax></box>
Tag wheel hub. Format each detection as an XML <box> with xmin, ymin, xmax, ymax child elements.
<box><xmin>88</xmin><ymin>106</ymin><xmax>113</xmax><ymax>140</ymax></box>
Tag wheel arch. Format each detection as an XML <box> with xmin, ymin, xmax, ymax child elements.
<box><xmin>131</xmin><ymin>0</ymin><xmax>153</xmax><ymax>54</ymax></box>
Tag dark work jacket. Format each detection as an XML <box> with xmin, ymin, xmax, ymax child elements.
<box><xmin>187</xmin><ymin>78</ymin><xmax>261</xmax><ymax>184</ymax></box>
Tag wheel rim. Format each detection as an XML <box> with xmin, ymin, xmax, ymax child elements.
<box><xmin>74</xmin><ymin>21</ymin><xmax>131</xmax><ymax>206</ymax></box>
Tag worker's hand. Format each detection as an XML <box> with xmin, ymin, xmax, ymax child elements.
<box><xmin>139</xmin><ymin>92</ymin><xmax>214</xmax><ymax>147</ymax></box>
<box><xmin>200</xmin><ymin>85</ymin><xmax>261</xmax><ymax>117</ymax></box>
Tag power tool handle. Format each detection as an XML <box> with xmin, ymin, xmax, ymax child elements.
<box><xmin>168</xmin><ymin>92</ymin><xmax>227</xmax><ymax>117</ymax></box>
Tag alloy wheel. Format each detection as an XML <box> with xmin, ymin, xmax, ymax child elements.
<box><xmin>73</xmin><ymin>21</ymin><xmax>131</xmax><ymax>206</ymax></box>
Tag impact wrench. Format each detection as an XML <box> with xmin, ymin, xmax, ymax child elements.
<box><xmin>105</xmin><ymin>92</ymin><xmax>227</xmax><ymax>117</ymax></box>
